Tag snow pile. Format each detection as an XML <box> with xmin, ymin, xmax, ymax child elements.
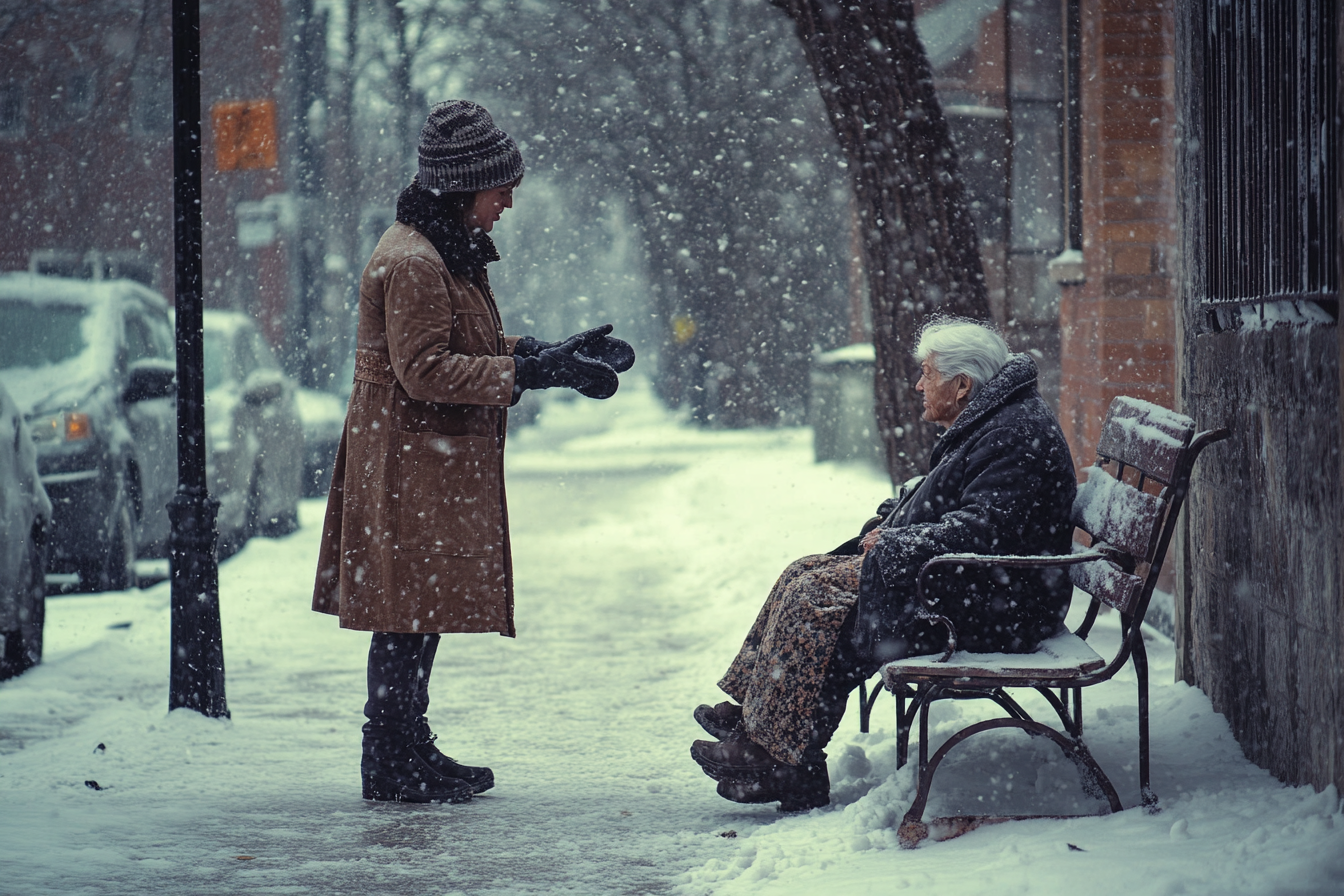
<box><xmin>0</xmin><ymin>377</ymin><xmax>1340</xmax><ymax>896</ymax></box>
<box><xmin>676</xmin><ymin>610</ymin><xmax>1344</xmax><ymax>896</ymax></box>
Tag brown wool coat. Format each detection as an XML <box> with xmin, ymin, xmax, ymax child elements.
<box><xmin>312</xmin><ymin>222</ymin><xmax>520</xmax><ymax>635</ymax></box>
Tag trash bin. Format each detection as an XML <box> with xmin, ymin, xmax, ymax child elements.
<box><xmin>809</xmin><ymin>343</ymin><xmax>884</xmax><ymax>466</ymax></box>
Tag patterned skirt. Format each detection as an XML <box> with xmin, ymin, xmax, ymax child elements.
<box><xmin>717</xmin><ymin>553</ymin><xmax>864</xmax><ymax>766</ymax></box>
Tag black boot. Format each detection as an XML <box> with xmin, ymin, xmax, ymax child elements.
<box><xmin>409</xmin><ymin>735</ymin><xmax>495</xmax><ymax>794</ymax></box>
<box><xmin>363</xmin><ymin>632</ymin><xmax>478</xmax><ymax>803</ymax></box>
<box><xmin>713</xmin><ymin>762</ymin><xmax>831</xmax><ymax>812</ymax></box>
<box><xmin>694</xmin><ymin>702</ymin><xmax>744</xmax><ymax>740</ymax></box>
<box><xmin>770</xmin><ymin>759</ymin><xmax>830</xmax><ymax>812</ymax></box>
<box><xmin>362</xmin><ymin>731</ymin><xmax>474</xmax><ymax>803</ymax></box>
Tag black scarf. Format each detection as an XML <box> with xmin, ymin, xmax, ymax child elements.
<box><xmin>394</xmin><ymin>181</ymin><xmax>500</xmax><ymax>275</ymax></box>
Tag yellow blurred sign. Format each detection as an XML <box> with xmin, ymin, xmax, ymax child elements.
<box><xmin>671</xmin><ymin>314</ymin><xmax>697</xmax><ymax>346</ymax></box>
<box><xmin>212</xmin><ymin>99</ymin><xmax>278</xmax><ymax>171</ymax></box>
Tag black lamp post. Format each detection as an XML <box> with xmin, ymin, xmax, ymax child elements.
<box><xmin>169</xmin><ymin>0</ymin><xmax>228</xmax><ymax>717</ymax></box>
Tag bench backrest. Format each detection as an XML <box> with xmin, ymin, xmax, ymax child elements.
<box><xmin>1068</xmin><ymin>397</ymin><xmax>1198</xmax><ymax>616</ymax></box>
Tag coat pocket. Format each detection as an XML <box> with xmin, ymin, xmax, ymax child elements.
<box><xmin>397</xmin><ymin>432</ymin><xmax>500</xmax><ymax>556</ymax></box>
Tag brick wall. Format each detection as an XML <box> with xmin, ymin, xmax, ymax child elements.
<box><xmin>1058</xmin><ymin>0</ymin><xmax>1179</xmax><ymax>468</ymax></box>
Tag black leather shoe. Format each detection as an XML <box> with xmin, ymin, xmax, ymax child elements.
<box><xmin>362</xmin><ymin>736</ymin><xmax>473</xmax><ymax>803</ymax></box>
<box><xmin>717</xmin><ymin>778</ymin><xmax>777</xmax><ymax>804</ymax></box>
<box><xmin>713</xmin><ymin>762</ymin><xmax>831</xmax><ymax>813</ymax></box>
<box><xmin>693</xmin><ymin>702</ymin><xmax>744</xmax><ymax>740</ymax></box>
<box><xmin>690</xmin><ymin>738</ymin><xmax>776</xmax><ymax>779</ymax></box>
<box><xmin>769</xmin><ymin>761</ymin><xmax>830</xmax><ymax>812</ymax></box>
<box><xmin>410</xmin><ymin>738</ymin><xmax>495</xmax><ymax>794</ymax></box>
<box><xmin>695</xmin><ymin>739</ymin><xmax>830</xmax><ymax>812</ymax></box>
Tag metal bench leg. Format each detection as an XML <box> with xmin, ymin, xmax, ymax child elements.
<box><xmin>1134</xmin><ymin>634</ymin><xmax>1158</xmax><ymax>812</ymax></box>
<box><xmin>895</xmin><ymin>684</ymin><xmax>924</xmax><ymax>769</ymax></box>
<box><xmin>857</xmin><ymin>677</ymin><xmax>884</xmax><ymax>733</ymax></box>
<box><xmin>896</xmin><ymin>687</ymin><xmax>909</xmax><ymax>767</ymax></box>
<box><xmin>897</xmin><ymin>717</ymin><xmax>1124</xmax><ymax>849</ymax></box>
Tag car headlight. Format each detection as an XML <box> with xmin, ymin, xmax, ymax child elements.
<box><xmin>29</xmin><ymin>412</ymin><xmax>93</xmax><ymax>444</ymax></box>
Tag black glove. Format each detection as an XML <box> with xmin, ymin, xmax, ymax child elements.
<box><xmin>512</xmin><ymin>334</ymin><xmax>557</xmax><ymax>358</ymax></box>
<box><xmin>574</xmin><ymin>324</ymin><xmax>636</xmax><ymax>373</ymax></box>
<box><xmin>515</xmin><ymin>324</ymin><xmax>636</xmax><ymax>373</ymax></box>
<box><xmin>513</xmin><ymin>333</ymin><xmax>619</xmax><ymax>403</ymax></box>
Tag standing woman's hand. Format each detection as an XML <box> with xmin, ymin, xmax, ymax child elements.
<box><xmin>515</xmin><ymin>324</ymin><xmax>636</xmax><ymax>373</ymax></box>
<box><xmin>573</xmin><ymin>324</ymin><xmax>636</xmax><ymax>372</ymax></box>
<box><xmin>512</xmin><ymin>334</ymin><xmax>619</xmax><ymax>403</ymax></box>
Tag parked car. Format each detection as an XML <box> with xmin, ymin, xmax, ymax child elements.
<box><xmin>0</xmin><ymin>274</ymin><xmax>178</xmax><ymax>592</ymax></box>
<box><xmin>296</xmin><ymin>385</ymin><xmax>347</xmax><ymax>498</ymax></box>
<box><xmin>201</xmin><ymin>310</ymin><xmax>303</xmax><ymax>556</ymax></box>
<box><xmin>0</xmin><ymin>382</ymin><xmax>52</xmax><ymax>680</ymax></box>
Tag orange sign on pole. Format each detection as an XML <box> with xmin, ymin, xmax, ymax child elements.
<box><xmin>211</xmin><ymin>99</ymin><xmax>278</xmax><ymax>171</ymax></box>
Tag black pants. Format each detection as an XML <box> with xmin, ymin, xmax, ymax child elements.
<box><xmin>364</xmin><ymin>632</ymin><xmax>439</xmax><ymax>743</ymax></box>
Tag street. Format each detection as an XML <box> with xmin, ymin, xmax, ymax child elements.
<box><xmin>1</xmin><ymin>382</ymin><xmax>1341</xmax><ymax>896</ymax></box>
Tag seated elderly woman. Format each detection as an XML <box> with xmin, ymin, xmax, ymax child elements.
<box><xmin>690</xmin><ymin>318</ymin><xmax>1077</xmax><ymax>811</ymax></box>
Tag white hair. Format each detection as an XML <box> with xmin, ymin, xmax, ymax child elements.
<box><xmin>913</xmin><ymin>319</ymin><xmax>1010</xmax><ymax>397</ymax></box>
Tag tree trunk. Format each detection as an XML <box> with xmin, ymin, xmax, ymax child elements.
<box><xmin>774</xmin><ymin>0</ymin><xmax>991</xmax><ymax>482</ymax></box>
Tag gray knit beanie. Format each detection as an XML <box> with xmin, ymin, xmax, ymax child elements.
<box><xmin>417</xmin><ymin>100</ymin><xmax>524</xmax><ymax>193</ymax></box>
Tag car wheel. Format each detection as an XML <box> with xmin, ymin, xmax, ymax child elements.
<box><xmin>0</xmin><ymin>530</ymin><xmax>46</xmax><ymax>680</ymax></box>
<box><xmin>78</xmin><ymin>478</ymin><xmax>137</xmax><ymax>592</ymax></box>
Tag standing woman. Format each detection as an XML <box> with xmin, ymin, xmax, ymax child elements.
<box><xmin>313</xmin><ymin>101</ymin><xmax>634</xmax><ymax>803</ymax></box>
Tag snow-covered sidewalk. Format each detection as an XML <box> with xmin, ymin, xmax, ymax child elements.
<box><xmin>1</xmin><ymin>380</ymin><xmax>1340</xmax><ymax>896</ymax></box>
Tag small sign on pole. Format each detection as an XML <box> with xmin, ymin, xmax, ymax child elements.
<box><xmin>212</xmin><ymin>99</ymin><xmax>278</xmax><ymax>171</ymax></box>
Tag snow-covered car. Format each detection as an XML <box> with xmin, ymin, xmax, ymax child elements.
<box><xmin>0</xmin><ymin>381</ymin><xmax>52</xmax><ymax>680</ymax></box>
<box><xmin>0</xmin><ymin>274</ymin><xmax>178</xmax><ymax>592</ymax></box>
<box><xmin>296</xmin><ymin>385</ymin><xmax>347</xmax><ymax>498</ymax></box>
<box><xmin>202</xmin><ymin>310</ymin><xmax>303</xmax><ymax>556</ymax></box>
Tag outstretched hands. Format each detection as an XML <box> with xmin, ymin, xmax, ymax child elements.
<box><xmin>570</xmin><ymin>324</ymin><xmax>636</xmax><ymax>373</ymax></box>
<box><xmin>511</xmin><ymin>323</ymin><xmax>636</xmax><ymax>403</ymax></box>
<box><xmin>514</xmin><ymin>324</ymin><xmax>636</xmax><ymax>373</ymax></box>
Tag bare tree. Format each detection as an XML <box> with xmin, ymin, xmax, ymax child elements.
<box><xmin>773</xmin><ymin>0</ymin><xmax>991</xmax><ymax>481</ymax></box>
<box><xmin>406</xmin><ymin>0</ymin><xmax>854</xmax><ymax>427</ymax></box>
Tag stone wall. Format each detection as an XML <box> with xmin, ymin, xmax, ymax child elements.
<box><xmin>1174</xmin><ymin>0</ymin><xmax>1343</xmax><ymax>792</ymax></box>
<box><xmin>1179</xmin><ymin>327</ymin><xmax>1343</xmax><ymax>791</ymax></box>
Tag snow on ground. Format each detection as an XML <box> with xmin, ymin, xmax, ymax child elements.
<box><xmin>1</xmin><ymin>378</ymin><xmax>1341</xmax><ymax>896</ymax></box>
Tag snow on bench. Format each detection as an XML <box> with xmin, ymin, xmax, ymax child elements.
<box><xmin>882</xmin><ymin>630</ymin><xmax>1106</xmax><ymax>685</ymax></box>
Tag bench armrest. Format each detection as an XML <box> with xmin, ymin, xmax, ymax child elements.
<box><xmin>912</xmin><ymin>608</ymin><xmax>958</xmax><ymax>662</ymax></box>
<box><xmin>915</xmin><ymin>546</ymin><xmax>1120</xmax><ymax>609</ymax></box>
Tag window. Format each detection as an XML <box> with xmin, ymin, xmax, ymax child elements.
<box><xmin>124</xmin><ymin>309</ymin><xmax>164</xmax><ymax>364</ymax></box>
<box><xmin>54</xmin><ymin>72</ymin><xmax>95</xmax><ymax>124</ymax></box>
<box><xmin>132</xmin><ymin>55</ymin><xmax>171</xmax><ymax>137</ymax></box>
<box><xmin>0</xmin><ymin>82</ymin><xmax>25</xmax><ymax>138</ymax></box>
<box><xmin>1199</xmin><ymin>0</ymin><xmax>1337</xmax><ymax>327</ymax></box>
<box><xmin>923</xmin><ymin>0</ymin><xmax>1066</xmax><ymax>332</ymax></box>
<box><xmin>249</xmin><ymin>329</ymin><xmax>280</xmax><ymax>372</ymax></box>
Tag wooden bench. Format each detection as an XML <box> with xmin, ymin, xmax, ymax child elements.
<box><xmin>875</xmin><ymin>396</ymin><xmax>1228</xmax><ymax>847</ymax></box>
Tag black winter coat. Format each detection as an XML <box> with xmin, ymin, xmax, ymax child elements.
<box><xmin>852</xmin><ymin>354</ymin><xmax>1076</xmax><ymax>664</ymax></box>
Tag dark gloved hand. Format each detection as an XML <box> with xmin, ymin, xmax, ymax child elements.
<box><xmin>573</xmin><ymin>324</ymin><xmax>636</xmax><ymax>373</ymax></box>
<box><xmin>512</xmin><ymin>333</ymin><xmax>619</xmax><ymax>403</ymax></box>
<box><xmin>514</xmin><ymin>324</ymin><xmax>635</xmax><ymax>373</ymax></box>
<box><xmin>512</xmin><ymin>335</ymin><xmax>556</xmax><ymax>358</ymax></box>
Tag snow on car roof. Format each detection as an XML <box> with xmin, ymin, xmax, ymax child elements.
<box><xmin>0</xmin><ymin>272</ymin><xmax>170</xmax><ymax>311</ymax></box>
<box><xmin>201</xmin><ymin>308</ymin><xmax>257</xmax><ymax>334</ymax></box>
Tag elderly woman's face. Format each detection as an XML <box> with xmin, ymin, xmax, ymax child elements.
<box><xmin>916</xmin><ymin>355</ymin><xmax>972</xmax><ymax>428</ymax></box>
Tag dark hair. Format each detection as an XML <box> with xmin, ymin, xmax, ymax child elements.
<box><xmin>432</xmin><ymin>176</ymin><xmax>522</xmax><ymax>227</ymax></box>
<box><xmin>434</xmin><ymin>190</ymin><xmax>475</xmax><ymax>226</ymax></box>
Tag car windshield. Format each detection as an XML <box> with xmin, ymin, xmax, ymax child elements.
<box><xmin>202</xmin><ymin>329</ymin><xmax>230</xmax><ymax>391</ymax></box>
<box><xmin>0</xmin><ymin>300</ymin><xmax>91</xmax><ymax>370</ymax></box>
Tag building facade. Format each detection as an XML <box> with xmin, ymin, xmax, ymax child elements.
<box><xmin>0</xmin><ymin>0</ymin><xmax>324</xmax><ymax>371</ymax></box>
